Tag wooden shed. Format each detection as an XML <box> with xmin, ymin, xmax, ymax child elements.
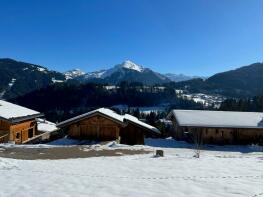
<box><xmin>0</xmin><ymin>100</ymin><xmax>44</xmax><ymax>144</ymax></box>
<box><xmin>57</xmin><ymin>108</ymin><xmax>160</xmax><ymax>145</ymax></box>
<box><xmin>167</xmin><ymin>110</ymin><xmax>263</xmax><ymax>145</ymax></box>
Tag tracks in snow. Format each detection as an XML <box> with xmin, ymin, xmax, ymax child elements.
<box><xmin>0</xmin><ymin>168</ymin><xmax>262</xmax><ymax>181</ymax></box>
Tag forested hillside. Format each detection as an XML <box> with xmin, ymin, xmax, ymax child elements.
<box><xmin>11</xmin><ymin>82</ymin><xmax>203</xmax><ymax>122</ymax></box>
<box><xmin>0</xmin><ymin>58</ymin><xmax>66</xmax><ymax>99</ymax></box>
<box><xmin>220</xmin><ymin>96</ymin><xmax>263</xmax><ymax>112</ymax></box>
<box><xmin>170</xmin><ymin>62</ymin><xmax>263</xmax><ymax>98</ymax></box>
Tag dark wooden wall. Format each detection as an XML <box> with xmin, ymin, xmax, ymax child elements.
<box><xmin>172</xmin><ymin>125</ymin><xmax>263</xmax><ymax>145</ymax></box>
<box><xmin>64</xmin><ymin>115</ymin><xmax>148</xmax><ymax>145</ymax></box>
<box><xmin>120</xmin><ymin>123</ymin><xmax>145</xmax><ymax>145</ymax></box>
<box><xmin>67</xmin><ymin>115</ymin><xmax>121</xmax><ymax>141</ymax></box>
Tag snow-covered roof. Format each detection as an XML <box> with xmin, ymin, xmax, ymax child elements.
<box><xmin>57</xmin><ymin>108</ymin><xmax>125</xmax><ymax>128</ymax></box>
<box><xmin>37</xmin><ymin>118</ymin><xmax>59</xmax><ymax>132</ymax></box>
<box><xmin>57</xmin><ymin>108</ymin><xmax>160</xmax><ymax>134</ymax></box>
<box><xmin>123</xmin><ymin>114</ymin><xmax>160</xmax><ymax>133</ymax></box>
<box><xmin>169</xmin><ymin>110</ymin><xmax>263</xmax><ymax>129</ymax></box>
<box><xmin>0</xmin><ymin>100</ymin><xmax>43</xmax><ymax>122</ymax></box>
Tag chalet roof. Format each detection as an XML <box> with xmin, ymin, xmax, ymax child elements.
<box><xmin>168</xmin><ymin>110</ymin><xmax>263</xmax><ymax>129</ymax></box>
<box><xmin>57</xmin><ymin>108</ymin><xmax>160</xmax><ymax>134</ymax></box>
<box><xmin>0</xmin><ymin>100</ymin><xmax>43</xmax><ymax>123</ymax></box>
<box><xmin>123</xmin><ymin>114</ymin><xmax>160</xmax><ymax>133</ymax></box>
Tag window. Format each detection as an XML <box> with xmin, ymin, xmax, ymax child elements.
<box><xmin>28</xmin><ymin>128</ymin><xmax>34</xmax><ymax>138</ymax></box>
<box><xmin>30</xmin><ymin>122</ymin><xmax>35</xmax><ymax>127</ymax></box>
<box><xmin>15</xmin><ymin>132</ymin><xmax>20</xmax><ymax>140</ymax></box>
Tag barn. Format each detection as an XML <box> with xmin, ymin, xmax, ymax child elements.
<box><xmin>0</xmin><ymin>100</ymin><xmax>44</xmax><ymax>144</ymax></box>
<box><xmin>57</xmin><ymin>108</ymin><xmax>160</xmax><ymax>145</ymax></box>
<box><xmin>167</xmin><ymin>110</ymin><xmax>263</xmax><ymax>145</ymax></box>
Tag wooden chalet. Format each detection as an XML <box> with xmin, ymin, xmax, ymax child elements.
<box><xmin>0</xmin><ymin>100</ymin><xmax>44</xmax><ymax>144</ymax></box>
<box><xmin>167</xmin><ymin>110</ymin><xmax>263</xmax><ymax>145</ymax></box>
<box><xmin>57</xmin><ymin>108</ymin><xmax>160</xmax><ymax>145</ymax></box>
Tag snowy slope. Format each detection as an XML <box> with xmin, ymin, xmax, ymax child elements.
<box><xmin>64</xmin><ymin>69</ymin><xmax>86</xmax><ymax>80</ymax></box>
<box><xmin>79</xmin><ymin>60</ymin><xmax>171</xmax><ymax>85</ymax></box>
<box><xmin>120</xmin><ymin>60</ymin><xmax>144</xmax><ymax>72</ymax></box>
<box><xmin>83</xmin><ymin>60</ymin><xmax>144</xmax><ymax>80</ymax></box>
<box><xmin>65</xmin><ymin>61</ymin><xmax>200</xmax><ymax>85</ymax></box>
<box><xmin>83</xmin><ymin>70</ymin><xmax>106</xmax><ymax>79</ymax></box>
<box><xmin>0</xmin><ymin>58</ymin><xmax>66</xmax><ymax>99</ymax></box>
<box><xmin>0</xmin><ymin>138</ymin><xmax>263</xmax><ymax>197</ymax></box>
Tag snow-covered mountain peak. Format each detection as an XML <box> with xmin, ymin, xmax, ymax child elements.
<box><xmin>84</xmin><ymin>70</ymin><xmax>106</xmax><ymax>79</ymax></box>
<box><xmin>67</xmin><ymin>60</ymin><xmax>171</xmax><ymax>84</ymax></box>
<box><xmin>120</xmin><ymin>60</ymin><xmax>144</xmax><ymax>72</ymax></box>
<box><xmin>64</xmin><ymin>69</ymin><xmax>85</xmax><ymax>80</ymax></box>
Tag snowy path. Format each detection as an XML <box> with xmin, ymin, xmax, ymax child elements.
<box><xmin>0</xmin><ymin>139</ymin><xmax>263</xmax><ymax>197</ymax></box>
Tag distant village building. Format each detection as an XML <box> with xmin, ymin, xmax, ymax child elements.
<box><xmin>167</xmin><ymin>110</ymin><xmax>263</xmax><ymax>145</ymax></box>
<box><xmin>0</xmin><ymin>100</ymin><xmax>43</xmax><ymax>144</ymax></box>
<box><xmin>57</xmin><ymin>108</ymin><xmax>160</xmax><ymax>145</ymax></box>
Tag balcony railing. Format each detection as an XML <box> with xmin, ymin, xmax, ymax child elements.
<box><xmin>0</xmin><ymin>133</ymin><xmax>9</xmax><ymax>143</ymax></box>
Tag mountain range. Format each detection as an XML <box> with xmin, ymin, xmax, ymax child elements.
<box><xmin>1</xmin><ymin>58</ymin><xmax>263</xmax><ymax>99</ymax></box>
<box><xmin>0</xmin><ymin>58</ymin><xmax>198</xmax><ymax>99</ymax></box>
<box><xmin>64</xmin><ymin>60</ymin><xmax>201</xmax><ymax>84</ymax></box>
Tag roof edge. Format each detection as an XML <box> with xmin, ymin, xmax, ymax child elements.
<box><xmin>57</xmin><ymin>111</ymin><xmax>124</xmax><ymax>128</ymax></box>
<box><xmin>178</xmin><ymin>124</ymin><xmax>263</xmax><ymax>129</ymax></box>
<box><xmin>8</xmin><ymin>113</ymin><xmax>44</xmax><ymax>124</ymax></box>
<box><xmin>124</xmin><ymin>119</ymin><xmax>160</xmax><ymax>134</ymax></box>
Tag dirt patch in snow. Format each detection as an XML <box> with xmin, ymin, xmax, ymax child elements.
<box><xmin>0</xmin><ymin>146</ymin><xmax>152</xmax><ymax>160</ymax></box>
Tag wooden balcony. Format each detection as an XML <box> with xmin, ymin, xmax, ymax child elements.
<box><xmin>0</xmin><ymin>133</ymin><xmax>9</xmax><ymax>143</ymax></box>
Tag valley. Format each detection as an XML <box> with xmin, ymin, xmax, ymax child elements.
<box><xmin>1</xmin><ymin>58</ymin><xmax>263</xmax><ymax>122</ymax></box>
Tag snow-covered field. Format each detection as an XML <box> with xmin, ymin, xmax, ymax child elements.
<box><xmin>0</xmin><ymin>138</ymin><xmax>263</xmax><ymax>197</ymax></box>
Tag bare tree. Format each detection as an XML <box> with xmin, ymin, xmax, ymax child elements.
<box><xmin>192</xmin><ymin>128</ymin><xmax>203</xmax><ymax>158</ymax></box>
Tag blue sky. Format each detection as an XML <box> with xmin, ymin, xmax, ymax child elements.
<box><xmin>1</xmin><ymin>0</ymin><xmax>263</xmax><ymax>76</ymax></box>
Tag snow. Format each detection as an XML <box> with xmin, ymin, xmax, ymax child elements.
<box><xmin>0</xmin><ymin>90</ymin><xmax>5</xmax><ymax>99</ymax></box>
<box><xmin>51</xmin><ymin>78</ymin><xmax>64</xmax><ymax>83</ymax></box>
<box><xmin>36</xmin><ymin>67</ymin><xmax>47</xmax><ymax>72</ymax></box>
<box><xmin>8</xmin><ymin>78</ymin><xmax>16</xmax><ymax>87</ymax></box>
<box><xmin>112</xmin><ymin>105</ymin><xmax>166</xmax><ymax>114</ymax></box>
<box><xmin>124</xmin><ymin>114</ymin><xmax>160</xmax><ymax>133</ymax></box>
<box><xmin>80</xmin><ymin>60</ymin><xmax>146</xmax><ymax>81</ymax></box>
<box><xmin>157</xmin><ymin>118</ymin><xmax>173</xmax><ymax>126</ymax></box>
<box><xmin>0</xmin><ymin>138</ymin><xmax>263</xmax><ymax>197</ymax></box>
<box><xmin>64</xmin><ymin>69</ymin><xmax>86</xmax><ymax>80</ymax></box>
<box><xmin>104</xmin><ymin>85</ymin><xmax>118</xmax><ymax>90</ymax></box>
<box><xmin>84</xmin><ymin>70</ymin><xmax>107</xmax><ymax>79</ymax></box>
<box><xmin>170</xmin><ymin>110</ymin><xmax>263</xmax><ymax>129</ymax></box>
<box><xmin>135</xmin><ymin>106</ymin><xmax>166</xmax><ymax>114</ymax></box>
<box><xmin>58</xmin><ymin>108</ymin><xmax>125</xmax><ymax>126</ymax></box>
<box><xmin>193</xmin><ymin>97</ymin><xmax>206</xmax><ymax>105</ymax></box>
<box><xmin>37</xmin><ymin>118</ymin><xmax>58</xmax><ymax>132</ymax></box>
<box><xmin>178</xmin><ymin>92</ymin><xmax>226</xmax><ymax>108</ymax></box>
<box><xmin>0</xmin><ymin>100</ymin><xmax>41</xmax><ymax>120</ymax></box>
<box><xmin>121</xmin><ymin>60</ymin><xmax>144</xmax><ymax>72</ymax></box>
